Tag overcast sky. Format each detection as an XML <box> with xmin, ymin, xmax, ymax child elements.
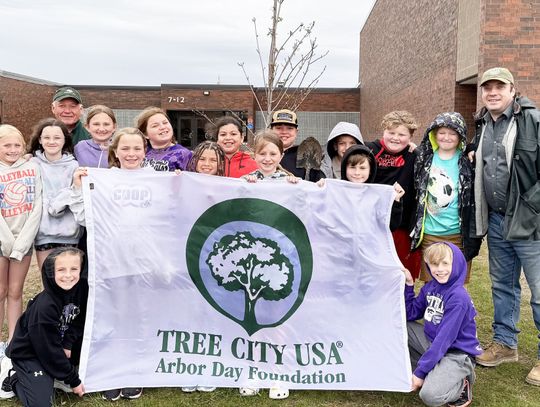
<box><xmin>0</xmin><ymin>0</ymin><xmax>376</xmax><ymax>88</ymax></box>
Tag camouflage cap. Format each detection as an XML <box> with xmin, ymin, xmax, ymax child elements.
<box><xmin>480</xmin><ymin>67</ymin><xmax>514</xmax><ymax>86</ymax></box>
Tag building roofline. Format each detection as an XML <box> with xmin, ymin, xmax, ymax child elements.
<box><xmin>0</xmin><ymin>69</ymin><xmax>60</xmax><ymax>86</ymax></box>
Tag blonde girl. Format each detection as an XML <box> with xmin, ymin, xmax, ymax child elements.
<box><xmin>244</xmin><ymin>129</ymin><xmax>299</xmax><ymax>184</ymax></box>
<box><xmin>0</xmin><ymin>124</ymin><xmax>42</xmax><ymax>355</ymax></box>
<box><xmin>71</xmin><ymin>127</ymin><xmax>148</xmax><ymax>401</ymax></box>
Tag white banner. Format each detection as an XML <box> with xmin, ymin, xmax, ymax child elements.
<box><xmin>78</xmin><ymin>169</ymin><xmax>411</xmax><ymax>392</ymax></box>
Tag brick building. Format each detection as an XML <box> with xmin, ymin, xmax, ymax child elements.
<box><xmin>0</xmin><ymin>70</ymin><xmax>360</xmax><ymax>148</ymax></box>
<box><xmin>360</xmin><ymin>0</ymin><xmax>540</xmax><ymax>141</ymax></box>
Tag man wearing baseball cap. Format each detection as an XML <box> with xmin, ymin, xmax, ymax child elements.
<box><xmin>469</xmin><ymin>67</ymin><xmax>540</xmax><ymax>386</ymax></box>
<box><xmin>51</xmin><ymin>86</ymin><xmax>90</xmax><ymax>145</ymax></box>
<box><xmin>270</xmin><ymin>109</ymin><xmax>324</xmax><ymax>182</ymax></box>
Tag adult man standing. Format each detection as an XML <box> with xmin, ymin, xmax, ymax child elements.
<box><xmin>471</xmin><ymin>67</ymin><xmax>540</xmax><ymax>386</ymax></box>
<box><xmin>270</xmin><ymin>109</ymin><xmax>324</xmax><ymax>182</ymax></box>
<box><xmin>51</xmin><ymin>86</ymin><xmax>90</xmax><ymax>145</ymax></box>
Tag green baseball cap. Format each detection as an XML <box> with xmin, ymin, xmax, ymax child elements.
<box><xmin>480</xmin><ymin>67</ymin><xmax>514</xmax><ymax>86</ymax></box>
<box><xmin>53</xmin><ymin>86</ymin><xmax>83</xmax><ymax>104</ymax></box>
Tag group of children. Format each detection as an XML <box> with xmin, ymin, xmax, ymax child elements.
<box><xmin>0</xmin><ymin>106</ymin><xmax>482</xmax><ymax>406</ymax></box>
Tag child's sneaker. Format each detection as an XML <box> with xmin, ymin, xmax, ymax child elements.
<box><xmin>239</xmin><ymin>387</ymin><xmax>259</xmax><ymax>396</ymax></box>
<box><xmin>181</xmin><ymin>386</ymin><xmax>197</xmax><ymax>392</ymax></box>
<box><xmin>197</xmin><ymin>385</ymin><xmax>216</xmax><ymax>392</ymax></box>
<box><xmin>121</xmin><ymin>387</ymin><xmax>143</xmax><ymax>399</ymax></box>
<box><xmin>0</xmin><ymin>358</ymin><xmax>14</xmax><ymax>399</ymax></box>
<box><xmin>448</xmin><ymin>378</ymin><xmax>472</xmax><ymax>407</ymax></box>
<box><xmin>102</xmin><ymin>388</ymin><xmax>121</xmax><ymax>401</ymax></box>
<box><xmin>269</xmin><ymin>387</ymin><xmax>289</xmax><ymax>399</ymax></box>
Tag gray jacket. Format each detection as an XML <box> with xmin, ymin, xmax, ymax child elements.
<box><xmin>321</xmin><ymin>122</ymin><xmax>363</xmax><ymax>179</ymax></box>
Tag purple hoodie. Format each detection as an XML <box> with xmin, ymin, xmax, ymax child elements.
<box><xmin>404</xmin><ymin>243</ymin><xmax>481</xmax><ymax>379</ymax></box>
<box><xmin>74</xmin><ymin>139</ymin><xmax>109</xmax><ymax>168</ymax></box>
<box><xmin>143</xmin><ymin>144</ymin><xmax>192</xmax><ymax>172</ymax></box>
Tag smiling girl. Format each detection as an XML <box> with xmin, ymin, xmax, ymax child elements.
<box><xmin>187</xmin><ymin>141</ymin><xmax>225</xmax><ymax>176</ymax></box>
<box><xmin>71</xmin><ymin>127</ymin><xmax>150</xmax><ymax>401</ymax></box>
<box><xmin>244</xmin><ymin>130</ymin><xmax>298</xmax><ymax>184</ymax></box>
<box><xmin>0</xmin><ymin>124</ymin><xmax>42</xmax><ymax>357</ymax></box>
<box><xmin>75</xmin><ymin>105</ymin><xmax>117</xmax><ymax>168</ymax></box>
<box><xmin>215</xmin><ymin>116</ymin><xmax>257</xmax><ymax>178</ymax></box>
<box><xmin>29</xmin><ymin>118</ymin><xmax>82</xmax><ymax>270</ymax></box>
<box><xmin>136</xmin><ymin>107</ymin><xmax>192</xmax><ymax>172</ymax></box>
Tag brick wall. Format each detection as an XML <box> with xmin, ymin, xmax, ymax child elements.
<box><xmin>479</xmin><ymin>0</ymin><xmax>540</xmax><ymax>106</ymax></box>
<box><xmin>1</xmin><ymin>75</ymin><xmax>360</xmax><ymax>141</ymax></box>
<box><xmin>0</xmin><ymin>76</ymin><xmax>54</xmax><ymax>139</ymax></box>
<box><xmin>360</xmin><ymin>0</ymin><xmax>461</xmax><ymax>142</ymax></box>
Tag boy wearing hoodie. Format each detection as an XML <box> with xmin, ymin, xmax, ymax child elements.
<box><xmin>410</xmin><ymin>112</ymin><xmax>481</xmax><ymax>283</ymax></box>
<box><xmin>339</xmin><ymin>145</ymin><xmax>404</xmax><ymax>231</ymax></box>
<box><xmin>321</xmin><ymin>122</ymin><xmax>363</xmax><ymax>179</ymax></box>
<box><xmin>404</xmin><ymin>242</ymin><xmax>481</xmax><ymax>407</ymax></box>
<box><xmin>0</xmin><ymin>248</ymin><xmax>87</xmax><ymax>405</ymax></box>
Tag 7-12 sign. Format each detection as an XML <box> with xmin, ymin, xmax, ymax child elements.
<box><xmin>168</xmin><ymin>96</ymin><xmax>185</xmax><ymax>103</ymax></box>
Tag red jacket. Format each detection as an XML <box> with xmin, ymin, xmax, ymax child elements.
<box><xmin>224</xmin><ymin>151</ymin><xmax>258</xmax><ymax>178</ymax></box>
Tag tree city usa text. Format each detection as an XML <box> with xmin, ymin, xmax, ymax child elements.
<box><xmin>155</xmin><ymin>330</ymin><xmax>346</xmax><ymax>384</ymax></box>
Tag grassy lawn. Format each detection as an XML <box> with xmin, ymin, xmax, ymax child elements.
<box><xmin>1</xmin><ymin>243</ymin><xmax>539</xmax><ymax>406</ymax></box>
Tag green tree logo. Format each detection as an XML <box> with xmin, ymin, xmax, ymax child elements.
<box><xmin>186</xmin><ymin>198</ymin><xmax>312</xmax><ymax>335</ymax></box>
<box><xmin>207</xmin><ymin>231</ymin><xmax>294</xmax><ymax>327</ymax></box>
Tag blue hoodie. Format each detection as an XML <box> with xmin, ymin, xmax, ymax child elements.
<box><xmin>404</xmin><ymin>242</ymin><xmax>481</xmax><ymax>379</ymax></box>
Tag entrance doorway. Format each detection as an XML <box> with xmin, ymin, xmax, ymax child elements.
<box><xmin>167</xmin><ymin>110</ymin><xmax>248</xmax><ymax>150</ymax></box>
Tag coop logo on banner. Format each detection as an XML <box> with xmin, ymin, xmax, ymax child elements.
<box><xmin>186</xmin><ymin>198</ymin><xmax>313</xmax><ymax>335</ymax></box>
<box><xmin>111</xmin><ymin>183</ymin><xmax>152</xmax><ymax>208</ymax></box>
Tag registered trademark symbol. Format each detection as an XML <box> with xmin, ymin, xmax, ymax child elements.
<box><xmin>336</xmin><ymin>341</ymin><xmax>343</xmax><ymax>348</ymax></box>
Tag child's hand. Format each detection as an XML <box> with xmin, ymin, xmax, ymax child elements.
<box><xmin>316</xmin><ymin>179</ymin><xmax>326</xmax><ymax>188</ymax></box>
<box><xmin>468</xmin><ymin>150</ymin><xmax>475</xmax><ymax>162</ymax></box>
<box><xmin>64</xmin><ymin>348</ymin><xmax>72</xmax><ymax>359</ymax></box>
<box><xmin>245</xmin><ymin>175</ymin><xmax>258</xmax><ymax>183</ymax></box>
<box><xmin>408</xmin><ymin>142</ymin><xmax>417</xmax><ymax>152</ymax></box>
<box><xmin>73</xmin><ymin>383</ymin><xmax>85</xmax><ymax>397</ymax></box>
<box><xmin>402</xmin><ymin>268</ymin><xmax>414</xmax><ymax>286</ymax></box>
<box><xmin>22</xmin><ymin>153</ymin><xmax>33</xmax><ymax>162</ymax></box>
<box><xmin>411</xmin><ymin>374</ymin><xmax>423</xmax><ymax>391</ymax></box>
<box><xmin>286</xmin><ymin>175</ymin><xmax>300</xmax><ymax>184</ymax></box>
<box><xmin>72</xmin><ymin>167</ymin><xmax>88</xmax><ymax>189</ymax></box>
<box><xmin>393</xmin><ymin>182</ymin><xmax>405</xmax><ymax>202</ymax></box>
<box><xmin>174</xmin><ymin>169</ymin><xmax>182</xmax><ymax>175</ymax></box>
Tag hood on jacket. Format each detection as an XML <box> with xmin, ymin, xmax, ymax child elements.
<box><xmin>340</xmin><ymin>144</ymin><xmax>377</xmax><ymax>183</ymax></box>
<box><xmin>423</xmin><ymin>112</ymin><xmax>467</xmax><ymax>152</ymax></box>
<box><xmin>0</xmin><ymin>157</ymin><xmax>32</xmax><ymax>170</ymax></box>
<box><xmin>326</xmin><ymin>122</ymin><xmax>363</xmax><ymax>157</ymax></box>
<box><xmin>425</xmin><ymin>242</ymin><xmax>467</xmax><ymax>287</ymax></box>
<box><xmin>42</xmin><ymin>247</ymin><xmax>86</xmax><ymax>304</ymax></box>
<box><xmin>34</xmin><ymin>150</ymin><xmax>76</xmax><ymax>165</ymax></box>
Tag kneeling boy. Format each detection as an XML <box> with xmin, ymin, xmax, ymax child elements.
<box><xmin>0</xmin><ymin>248</ymin><xmax>86</xmax><ymax>406</ymax></box>
<box><xmin>404</xmin><ymin>242</ymin><xmax>482</xmax><ymax>406</ymax></box>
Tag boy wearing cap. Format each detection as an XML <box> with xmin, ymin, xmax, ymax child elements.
<box><xmin>469</xmin><ymin>67</ymin><xmax>540</xmax><ymax>386</ymax></box>
<box><xmin>51</xmin><ymin>87</ymin><xmax>90</xmax><ymax>145</ymax></box>
<box><xmin>270</xmin><ymin>109</ymin><xmax>325</xmax><ymax>182</ymax></box>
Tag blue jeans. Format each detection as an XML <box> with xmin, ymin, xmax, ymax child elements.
<box><xmin>487</xmin><ymin>212</ymin><xmax>540</xmax><ymax>357</ymax></box>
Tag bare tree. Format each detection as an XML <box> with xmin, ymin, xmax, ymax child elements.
<box><xmin>238</xmin><ymin>0</ymin><xmax>328</xmax><ymax>127</ymax></box>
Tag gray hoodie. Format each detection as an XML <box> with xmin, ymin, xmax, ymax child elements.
<box><xmin>321</xmin><ymin>122</ymin><xmax>363</xmax><ymax>179</ymax></box>
<box><xmin>31</xmin><ymin>151</ymin><xmax>82</xmax><ymax>246</ymax></box>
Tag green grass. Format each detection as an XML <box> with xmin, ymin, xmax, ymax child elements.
<box><xmin>2</xmin><ymin>244</ymin><xmax>539</xmax><ymax>406</ymax></box>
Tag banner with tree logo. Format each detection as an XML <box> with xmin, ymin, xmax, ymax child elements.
<box><xmin>78</xmin><ymin>169</ymin><xmax>412</xmax><ymax>392</ymax></box>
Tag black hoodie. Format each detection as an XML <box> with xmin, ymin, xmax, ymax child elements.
<box><xmin>340</xmin><ymin>145</ymin><xmax>402</xmax><ymax>231</ymax></box>
<box><xmin>6</xmin><ymin>248</ymin><xmax>87</xmax><ymax>388</ymax></box>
